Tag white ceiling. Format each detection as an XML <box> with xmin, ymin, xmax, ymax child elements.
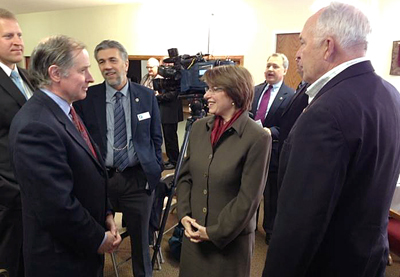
<box><xmin>2</xmin><ymin>0</ymin><xmax>142</xmax><ymax>14</ymax></box>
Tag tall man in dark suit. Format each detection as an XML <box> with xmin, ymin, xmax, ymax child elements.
<box><xmin>9</xmin><ymin>35</ymin><xmax>121</xmax><ymax>277</ymax></box>
<box><xmin>263</xmin><ymin>3</ymin><xmax>400</xmax><ymax>276</ymax></box>
<box><xmin>74</xmin><ymin>40</ymin><xmax>163</xmax><ymax>277</ymax></box>
<box><xmin>0</xmin><ymin>8</ymin><xmax>34</xmax><ymax>277</ymax></box>
<box><xmin>251</xmin><ymin>53</ymin><xmax>294</xmax><ymax>244</ymax></box>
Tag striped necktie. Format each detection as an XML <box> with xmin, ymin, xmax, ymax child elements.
<box><xmin>10</xmin><ymin>71</ymin><xmax>29</xmax><ymax>100</ymax></box>
<box><xmin>113</xmin><ymin>91</ymin><xmax>129</xmax><ymax>171</ymax></box>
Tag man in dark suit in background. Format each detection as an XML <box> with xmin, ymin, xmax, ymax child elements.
<box><xmin>251</xmin><ymin>53</ymin><xmax>294</xmax><ymax>244</ymax></box>
<box><xmin>263</xmin><ymin>3</ymin><xmax>400</xmax><ymax>276</ymax></box>
<box><xmin>0</xmin><ymin>8</ymin><xmax>34</xmax><ymax>277</ymax></box>
<box><xmin>74</xmin><ymin>40</ymin><xmax>163</xmax><ymax>277</ymax></box>
<box><xmin>9</xmin><ymin>35</ymin><xmax>120</xmax><ymax>277</ymax></box>
<box><xmin>278</xmin><ymin>54</ymin><xmax>309</xmax><ymax>153</ymax></box>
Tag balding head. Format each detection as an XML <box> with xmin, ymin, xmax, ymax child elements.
<box><xmin>146</xmin><ymin>58</ymin><xmax>159</xmax><ymax>77</ymax></box>
<box><xmin>296</xmin><ymin>2</ymin><xmax>371</xmax><ymax>84</ymax></box>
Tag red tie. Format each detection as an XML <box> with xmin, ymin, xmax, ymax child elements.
<box><xmin>69</xmin><ymin>106</ymin><xmax>98</xmax><ymax>159</ymax></box>
<box><xmin>255</xmin><ymin>85</ymin><xmax>272</xmax><ymax>121</ymax></box>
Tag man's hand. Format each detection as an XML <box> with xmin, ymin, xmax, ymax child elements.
<box><xmin>97</xmin><ymin>231</ymin><xmax>121</xmax><ymax>254</ymax></box>
<box><xmin>97</xmin><ymin>214</ymin><xmax>122</xmax><ymax>254</ymax></box>
<box><xmin>105</xmin><ymin>213</ymin><xmax>117</xmax><ymax>237</ymax></box>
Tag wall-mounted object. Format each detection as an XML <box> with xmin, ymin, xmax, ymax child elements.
<box><xmin>390</xmin><ymin>41</ymin><xmax>400</xmax><ymax>76</ymax></box>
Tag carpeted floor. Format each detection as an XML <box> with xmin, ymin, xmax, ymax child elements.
<box><xmin>104</xmin><ymin>206</ymin><xmax>400</xmax><ymax>277</ymax></box>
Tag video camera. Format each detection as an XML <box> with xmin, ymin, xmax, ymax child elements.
<box><xmin>153</xmin><ymin>48</ymin><xmax>235</xmax><ymax>96</ymax></box>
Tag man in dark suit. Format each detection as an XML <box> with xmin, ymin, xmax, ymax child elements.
<box><xmin>250</xmin><ymin>53</ymin><xmax>294</xmax><ymax>243</ymax></box>
<box><xmin>74</xmin><ymin>40</ymin><xmax>163</xmax><ymax>277</ymax></box>
<box><xmin>278</xmin><ymin>55</ymin><xmax>309</xmax><ymax>153</ymax></box>
<box><xmin>0</xmin><ymin>9</ymin><xmax>34</xmax><ymax>277</ymax></box>
<box><xmin>9</xmin><ymin>35</ymin><xmax>121</xmax><ymax>277</ymax></box>
<box><xmin>263</xmin><ymin>3</ymin><xmax>400</xmax><ymax>276</ymax></box>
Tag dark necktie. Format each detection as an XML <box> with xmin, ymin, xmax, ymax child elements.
<box><xmin>69</xmin><ymin>106</ymin><xmax>97</xmax><ymax>159</ymax></box>
<box><xmin>113</xmin><ymin>92</ymin><xmax>129</xmax><ymax>171</ymax></box>
<box><xmin>255</xmin><ymin>85</ymin><xmax>273</xmax><ymax>121</ymax></box>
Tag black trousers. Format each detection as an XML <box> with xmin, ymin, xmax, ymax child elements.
<box><xmin>0</xmin><ymin>207</ymin><xmax>24</xmax><ymax>277</ymax></box>
<box><xmin>162</xmin><ymin>123</ymin><xmax>179</xmax><ymax>165</ymax></box>
<box><xmin>108</xmin><ymin>165</ymin><xmax>154</xmax><ymax>277</ymax></box>
<box><xmin>263</xmin><ymin>171</ymin><xmax>278</xmax><ymax>234</ymax></box>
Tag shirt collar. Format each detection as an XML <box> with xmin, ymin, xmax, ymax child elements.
<box><xmin>266</xmin><ymin>80</ymin><xmax>283</xmax><ymax>93</ymax></box>
<box><xmin>0</xmin><ymin>61</ymin><xmax>20</xmax><ymax>77</ymax></box>
<box><xmin>306</xmin><ymin>57</ymin><xmax>369</xmax><ymax>103</ymax></box>
<box><xmin>106</xmin><ymin>81</ymin><xmax>129</xmax><ymax>102</ymax></box>
<box><xmin>41</xmin><ymin>88</ymin><xmax>71</xmax><ymax>117</ymax></box>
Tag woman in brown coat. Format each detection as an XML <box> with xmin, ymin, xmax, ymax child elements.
<box><xmin>177</xmin><ymin>65</ymin><xmax>272</xmax><ymax>277</ymax></box>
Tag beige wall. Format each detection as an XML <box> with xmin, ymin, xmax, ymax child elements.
<box><xmin>16</xmin><ymin>0</ymin><xmax>399</xmax><ymax>90</ymax></box>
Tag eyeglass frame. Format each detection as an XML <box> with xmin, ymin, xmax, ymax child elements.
<box><xmin>204</xmin><ymin>86</ymin><xmax>224</xmax><ymax>94</ymax></box>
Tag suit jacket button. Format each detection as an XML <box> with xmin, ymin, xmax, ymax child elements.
<box><xmin>208</xmin><ymin>154</ymin><xmax>212</xmax><ymax>159</ymax></box>
<box><xmin>203</xmin><ymin>207</ymin><xmax>207</xmax><ymax>213</ymax></box>
<box><xmin>203</xmin><ymin>189</ymin><xmax>207</xmax><ymax>195</ymax></box>
<box><xmin>204</xmin><ymin>173</ymin><xmax>208</xmax><ymax>178</ymax></box>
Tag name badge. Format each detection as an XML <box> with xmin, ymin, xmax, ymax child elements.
<box><xmin>137</xmin><ymin>112</ymin><xmax>151</xmax><ymax>121</ymax></box>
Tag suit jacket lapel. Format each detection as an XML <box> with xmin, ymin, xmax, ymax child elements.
<box><xmin>252</xmin><ymin>82</ymin><xmax>268</xmax><ymax>114</ymax></box>
<box><xmin>0</xmin><ymin>67</ymin><xmax>26</xmax><ymax>107</ymax></box>
<box><xmin>281</xmin><ymin>83</ymin><xmax>309</xmax><ymax>117</ymax></box>
<box><xmin>128</xmin><ymin>82</ymin><xmax>138</xmax><ymax>139</ymax></box>
<box><xmin>18</xmin><ymin>67</ymin><xmax>34</xmax><ymax>91</ymax></box>
<box><xmin>38</xmin><ymin>90</ymin><xmax>103</xmax><ymax>168</ymax></box>
<box><xmin>264</xmin><ymin>85</ymin><xmax>287</xmax><ymax>123</ymax></box>
<box><xmin>93</xmin><ymin>83</ymin><xmax>107</xmax><ymax>154</ymax></box>
<box><xmin>309</xmin><ymin>61</ymin><xmax>373</xmax><ymax>109</ymax></box>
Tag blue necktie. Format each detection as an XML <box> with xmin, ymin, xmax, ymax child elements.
<box><xmin>113</xmin><ymin>92</ymin><xmax>129</xmax><ymax>171</ymax></box>
<box><xmin>10</xmin><ymin>71</ymin><xmax>29</xmax><ymax>100</ymax></box>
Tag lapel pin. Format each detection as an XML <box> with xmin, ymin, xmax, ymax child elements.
<box><xmin>135</xmin><ymin>98</ymin><xmax>139</xmax><ymax>102</ymax></box>
<box><xmin>280</xmin><ymin>97</ymin><xmax>283</xmax><ymax>100</ymax></box>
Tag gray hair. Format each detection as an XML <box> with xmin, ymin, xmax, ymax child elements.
<box><xmin>315</xmin><ymin>2</ymin><xmax>371</xmax><ymax>50</ymax></box>
<box><xmin>268</xmin><ymin>53</ymin><xmax>289</xmax><ymax>70</ymax></box>
<box><xmin>29</xmin><ymin>35</ymin><xmax>86</xmax><ymax>88</ymax></box>
<box><xmin>94</xmin><ymin>40</ymin><xmax>128</xmax><ymax>61</ymax></box>
<box><xmin>147</xmin><ymin>57</ymin><xmax>159</xmax><ymax>67</ymax></box>
<box><xmin>0</xmin><ymin>8</ymin><xmax>16</xmax><ymax>20</ymax></box>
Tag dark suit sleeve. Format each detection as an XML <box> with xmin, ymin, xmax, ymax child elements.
<box><xmin>12</xmin><ymin>121</ymin><xmax>105</xmax><ymax>254</ymax></box>
<box><xmin>156</xmin><ymin>89</ymin><xmax>179</xmax><ymax>103</ymax></box>
<box><xmin>0</xmin><ymin>176</ymin><xmax>20</xmax><ymax>208</ymax></box>
<box><xmin>263</xmin><ymin>106</ymin><xmax>349</xmax><ymax>276</ymax></box>
<box><xmin>269</xmin><ymin>126</ymin><xmax>279</xmax><ymax>140</ymax></box>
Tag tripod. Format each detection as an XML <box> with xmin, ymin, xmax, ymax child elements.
<box><xmin>152</xmin><ymin>95</ymin><xmax>206</xmax><ymax>268</ymax></box>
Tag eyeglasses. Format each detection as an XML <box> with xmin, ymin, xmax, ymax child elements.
<box><xmin>204</xmin><ymin>86</ymin><xmax>224</xmax><ymax>94</ymax></box>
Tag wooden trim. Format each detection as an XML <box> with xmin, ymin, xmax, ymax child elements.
<box><xmin>128</xmin><ymin>55</ymin><xmax>164</xmax><ymax>61</ymax></box>
<box><xmin>128</xmin><ymin>55</ymin><xmax>244</xmax><ymax>66</ymax></box>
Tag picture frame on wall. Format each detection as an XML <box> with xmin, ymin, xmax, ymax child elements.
<box><xmin>390</xmin><ymin>40</ymin><xmax>400</xmax><ymax>76</ymax></box>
